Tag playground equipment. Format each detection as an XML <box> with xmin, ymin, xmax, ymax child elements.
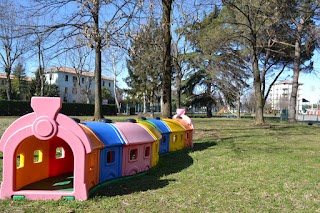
<box><xmin>217</xmin><ymin>106</ymin><xmax>237</xmax><ymax>118</ymax></box>
<box><xmin>0</xmin><ymin>97</ymin><xmax>194</xmax><ymax>201</ymax></box>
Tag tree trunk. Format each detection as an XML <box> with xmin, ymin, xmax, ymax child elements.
<box><xmin>94</xmin><ymin>47</ymin><xmax>102</xmax><ymax>119</ymax></box>
<box><xmin>143</xmin><ymin>93</ymin><xmax>147</xmax><ymax>114</ymax></box>
<box><xmin>161</xmin><ymin>0</ymin><xmax>173</xmax><ymax>118</ymax></box>
<box><xmin>176</xmin><ymin>68</ymin><xmax>182</xmax><ymax>108</ymax></box>
<box><xmin>173</xmin><ymin>42</ymin><xmax>182</xmax><ymax>108</ymax></box>
<box><xmin>206</xmin><ymin>102</ymin><xmax>212</xmax><ymax>118</ymax></box>
<box><xmin>114</xmin><ymin>80</ymin><xmax>120</xmax><ymax>114</ymax></box>
<box><xmin>237</xmin><ymin>91</ymin><xmax>241</xmax><ymax>119</ymax></box>
<box><xmin>93</xmin><ymin>2</ymin><xmax>103</xmax><ymax>120</ymax></box>
<box><xmin>253</xmin><ymin>55</ymin><xmax>265</xmax><ymax>124</ymax></box>
<box><xmin>38</xmin><ymin>40</ymin><xmax>44</xmax><ymax>97</ymax></box>
<box><xmin>112</xmin><ymin>55</ymin><xmax>120</xmax><ymax>114</ymax></box>
<box><xmin>39</xmin><ymin>66</ymin><xmax>44</xmax><ymax>97</ymax></box>
<box><xmin>94</xmin><ymin>45</ymin><xmax>102</xmax><ymax>120</ymax></box>
<box><xmin>288</xmin><ymin>23</ymin><xmax>303</xmax><ymax>123</ymax></box>
<box><xmin>150</xmin><ymin>89</ymin><xmax>155</xmax><ymax>118</ymax></box>
<box><xmin>5</xmin><ymin>72</ymin><xmax>12</xmax><ymax>101</ymax></box>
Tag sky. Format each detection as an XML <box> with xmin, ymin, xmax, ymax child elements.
<box><xmin>7</xmin><ymin>0</ymin><xmax>320</xmax><ymax>104</ymax></box>
<box><xmin>298</xmin><ymin>52</ymin><xmax>320</xmax><ymax>103</ymax></box>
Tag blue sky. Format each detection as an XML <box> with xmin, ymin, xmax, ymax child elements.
<box><xmin>299</xmin><ymin>52</ymin><xmax>320</xmax><ymax>103</ymax></box>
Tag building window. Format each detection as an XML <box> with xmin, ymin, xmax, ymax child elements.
<box><xmin>82</xmin><ymin>77</ymin><xmax>84</xmax><ymax>84</ymax></box>
<box><xmin>65</xmin><ymin>87</ymin><xmax>68</xmax><ymax>93</ymax></box>
<box><xmin>65</xmin><ymin>75</ymin><xmax>69</xmax><ymax>81</ymax></box>
<box><xmin>72</xmin><ymin>87</ymin><xmax>77</xmax><ymax>94</ymax></box>
<box><xmin>129</xmin><ymin>149</ymin><xmax>138</xmax><ymax>161</ymax></box>
<box><xmin>173</xmin><ymin>135</ymin><xmax>177</xmax><ymax>142</ymax></box>
<box><xmin>109</xmin><ymin>82</ymin><xmax>111</xmax><ymax>87</ymax></box>
<box><xmin>73</xmin><ymin>76</ymin><xmax>77</xmax><ymax>82</ymax></box>
<box><xmin>56</xmin><ymin>147</ymin><xmax>65</xmax><ymax>159</ymax></box>
<box><xmin>33</xmin><ymin>150</ymin><xmax>43</xmax><ymax>163</ymax></box>
<box><xmin>144</xmin><ymin>146</ymin><xmax>151</xmax><ymax>158</ymax></box>
<box><xmin>162</xmin><ymin>138</ymin><xmax>166</xmax><ymax>144</ymax></box>
<box><xmin>1</xmin><ymin>79</ymin><xmax>6</xmax><ymax>85</ymax></box>
<box><xmin>103</xmin><ymin>81</ymin><xmax>105</xmax><ymax>86</ymax></box>
<box><xmin>106</xmin><ymin>151</ymin><xmax>115</xmax><ymax>164</ymax></box>
<box><xmin>16</xmin><ymin>154</ymin><xmax>24</xmax><ymax>168</ymax></box>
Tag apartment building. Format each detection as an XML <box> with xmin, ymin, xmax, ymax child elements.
<box><xmin>268</xmin><ymin>80</ymin><xmax>303</xmax><ymax>112</ymax></box>
<box><xmin>44</xmin><ymin>67</ymin><xmax>114</xmax><ymax>103</ymax></box>
<box><xmin>0</xmin><ymin>73</ymin><xmax>15</xmax><ymax>88</ymax></box>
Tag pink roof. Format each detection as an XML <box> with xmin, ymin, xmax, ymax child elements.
<box><xmin>113</xmin><ymin>122</ymin><xmax>155</xmax><ymax>145</ymax></box>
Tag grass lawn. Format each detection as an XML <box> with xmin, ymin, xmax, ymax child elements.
<box><xmin>0</xmin><ymin>116</ymin><xmax>320</xmax><ymax>212</ymax></box>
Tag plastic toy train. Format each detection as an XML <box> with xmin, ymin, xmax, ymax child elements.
<box><xmin>0</xmin><ymin>97</ymin><xmax>194</xmax><ymax>201</ymax></box>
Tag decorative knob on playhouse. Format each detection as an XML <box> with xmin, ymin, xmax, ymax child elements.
<box><xmin>31</xmin><ymin>97</ymin><xmax>61</xmax><ymax>140</ymax></box>
<box><xmin>32</xmin><ymin>116</ymin><xmax>58</xmax><ymax>140</ymax></box>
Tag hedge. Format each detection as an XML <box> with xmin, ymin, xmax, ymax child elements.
<box><xmin>0</xmin><ymin>100</ymin><xmax>117</xmax><ymax>116</ymax></box>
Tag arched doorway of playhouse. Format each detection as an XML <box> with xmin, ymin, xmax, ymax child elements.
<box><xmin>14</xmin><ymin>135</ymin><xmax>74</xmax><ymax>191</ymax></box>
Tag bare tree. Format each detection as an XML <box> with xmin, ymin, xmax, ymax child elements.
<box><xmin>220</xmin><ymin>0</ymin><xmax>295</xmax><ymax>124</ymax></box>
<box><xmin>31</xmin><ymin>0</ymin><xmax>142</xmax><ymax>120</ymax></box>
<box><xmin>0</xmin><ymin>0</ymin><xmax>29</xmax><ymax>100</ymax></box>
<box><xmin>104</xmin><ymin>47</ymin><xmax>123</xmax><ymax>114</ymax></box>
<box><xmin>66</xmin><ymin>36</ymin><xmax>94</xmax><ymax>104</ymax></box>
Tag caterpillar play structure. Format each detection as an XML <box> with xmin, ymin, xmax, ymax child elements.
<box><xmin>0</xmin><ymin>97</ymin><xmax>193</xmax><ymax>201</ymax></box>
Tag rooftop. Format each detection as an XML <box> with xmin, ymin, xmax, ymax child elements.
<box><xmin>274</xmin><ymin>80</ymin><xmax>303</xmax><ymax>85</ymax></box>
<box><xmin>44</xmin><ymin>67</ymin><xmax>113</xmax><ymax>81</ymax></box>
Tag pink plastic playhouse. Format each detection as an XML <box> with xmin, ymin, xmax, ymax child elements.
<box><xmin>0</xmin><ymin>97</ymin><xmax>100</xmax><ymax>200</ymax></box>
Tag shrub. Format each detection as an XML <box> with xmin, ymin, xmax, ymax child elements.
<box><xmin>0</xmin><ymin>100</ymin><xmax>117</xmax><ymax>116</ymax></box>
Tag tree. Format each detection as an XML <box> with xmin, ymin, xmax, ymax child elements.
<box><xmin>103</xmin><ymin>47</ymin><xmax>125</xmax><ymax>114</ymax></box>
<box><xmin>66</xmin><ymin>36</ymin><xmax>94</xmax><ymax>104</ymax></box>
<box><xmin>278</xmin><ymin>0</ymin><xmax>319</xmax><ymax>122</ymax></box>
<box><xmin>242</xmin><ymin>90</ymin><xmax>255</xmax><ymax>114</ymax></box>
<box><xmin>218</xmin><ymin>0</ymin><xmax>298</xmax><ymax>124</ymax></box>
<box><xmin>11</xmin><ymin>62</ymin><xmax>29</xmax><ymax>100</ymax></box>
<box><xmin>0</xmin><ymin>0</ymin><xmax>29</xmax><ymax>100</ymax></box>
<box><xmin>161</xmin><ymin>0</ymin><xmax>173</xmax><ymax>118</ymax></box>
<box><xmin>125</xmin><ymin>18</ymin><xmax>163</xmax><ymax>116</ymax></box>
<box><xmin>102</xmin><ymin>87</ymin><xmax>114</xmax><ymax>104</ymax></box>
<box><xmin>180</xmin><ymin>8</ymin><xmax>250</xmax><ymax>118</ymax></box>
<box><xmin>31</xmin><ymin>0</ymin><xmax>141</xmax><ymax>120</ymax></box>
<box><xmin>29</xmin><ymin>68</ymin><xmax>60</xmax><ymax>97</ymax></box>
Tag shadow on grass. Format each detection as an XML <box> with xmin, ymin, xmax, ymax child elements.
<box><xmin>90</xmin><ymin>141</ymin><xmax>216</xmax><ymax>198</ymax></box>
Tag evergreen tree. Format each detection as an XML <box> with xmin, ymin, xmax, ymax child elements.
<box><xmin>29</xmin><ymin>69</ymin><xmax>42</xmax><ymax>97</ymax></box>
<box><xmin>29</xmin><ymin>68</ymin><xmax>59</xmax><ymax>97</ymax></box>
<box><xmin>180</xmin><ymin>7</ymin><xmax>250</xmax><ymax>117</ymax></box>
<box><xmin>12</xmin><ymin>63</ymin><xmax>29</xmax><ymax>100</ymax></box>
<box><xmin>125</xmin><ymin>19</ymin><xmax>163</xmax><ymax>115</ymax></box>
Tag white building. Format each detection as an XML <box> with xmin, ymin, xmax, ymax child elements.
<box><xmin>44</xmin><ymin>67</ymin><xmax>114</xmax><ymax>103</ymax></box>
<box><xmin>268</xmin><ymin>80</ymin><xmax>303</xmax><ymax>112</ymax></box>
